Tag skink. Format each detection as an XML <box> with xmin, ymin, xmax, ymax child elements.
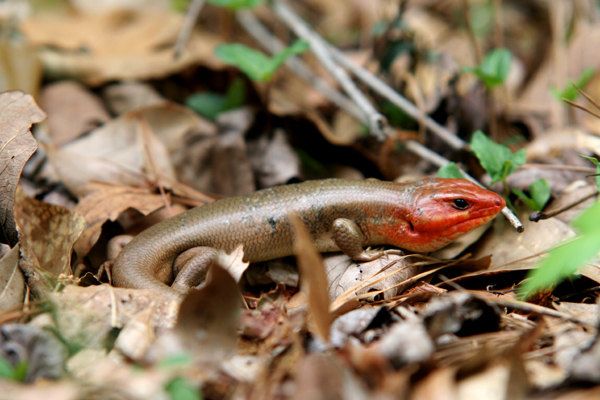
<box><xmin>111</xmin><ymin>178</ymin><xmax>505</xmax><ymax>299</ymax></box>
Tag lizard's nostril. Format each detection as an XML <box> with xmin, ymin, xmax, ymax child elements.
<box><xmin>495</xmin><ymin>196</ymin><xmax>504</xmax><ymax>207</ymax></box>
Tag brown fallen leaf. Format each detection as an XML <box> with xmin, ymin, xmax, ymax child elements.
<box><xmin>324</xmin><ymin>252</ymin><xmax>418</xmax><ymax>301</ymax></box>
<box><xmin>73</xmin><ymin>182</ymin><xmax>168</xmax><ymax>259</ymax></box>
<box><xmin>216</xmin><ymin>244</ymin><xmax>250</xmax><ymax>283</ymax></box>
<box><xmin>290</xmin><ymin>214</ymin><xmax>331</xmax><ymax>343</ymax></box>
<box><xmin>212</xmin><ymin>108</ymin><xmax>256</xmax><ymax>196</ymax></box>
<box><xmin>14</xmin><ymin>186</ymin><xmax>85</xmax><ymax>298</ymax></box>
<box><xmin>0</xmin><ymin>90</ymin><xmax>46</xmax><ymax>246</ymax></box>
<box><xmin>0</xmin><ymin>39</ymin><xmax>42</xmax><ymax>95</ymax></box>
<box><xmin>248</xmin><ymin>128</ymin><xmax>302</xmax><ymax>188</ymax></box>
<box><xmin>0</xmin><ymin>244</ymin><xmax>25</xmax><ymax>312</ymax></box>
<box><xmin>39</xmin><ymin>80</ymin><xmax>110</xmax><ymax>144</ymax></box>
<box><xmin>102</xmin><ymin>81</ymin><xmax>166</xmax><ymax>115</ymax></box>
<box><xmin>43</xmin><ymin>102</ymin><xmax>215</xmax><ymax>197</ymax></box>
<box><xmin>20</xmin><ymin>9</ymin><xmax>223</xmax><ymax>86</ymax></box>
<box><xmin>155</xmin><ymin>265</ymin><xmax>241</xmax><ymax>365</ymax></box>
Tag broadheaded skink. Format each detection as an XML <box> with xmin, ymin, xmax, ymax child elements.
<box><xmin>111</xmin><ymin>178</ymin><xmax>505</xmax><ymax>299</ymax></box>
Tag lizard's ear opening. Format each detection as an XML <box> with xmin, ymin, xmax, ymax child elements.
<box><xmin>408</xmin><ymin>221</ymin><xmax>415</xmax><ymax>231</ymax></box>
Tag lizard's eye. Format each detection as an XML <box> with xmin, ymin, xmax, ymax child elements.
<box><xmin>452</xmin><ymin>198</ymin><xmax>470</xmax><ymax>210</ymax></box>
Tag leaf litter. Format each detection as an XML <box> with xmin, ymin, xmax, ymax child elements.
<box><xmin>2</xmin><ymin>1</ymin><xmax>600</xmax><ymax>399</ymax></box>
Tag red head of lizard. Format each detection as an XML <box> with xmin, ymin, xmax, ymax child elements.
<box><xmin>386</xmin><ymin>178</ymin><xmax>505</xmax><ymax>252</ymax></box>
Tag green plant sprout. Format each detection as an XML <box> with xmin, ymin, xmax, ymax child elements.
<box><xmin>511</xmin><ymin>178</ymin><xmax>550</xmax><ymax>212</ymax></box>
<box><xmin>519</xmin><ymin>200</ymin><xmax>600</xmax><ymax>299</ymax></box>
<box><xmin>580</xmin><ymin>155</ymin><xmax>600</xmax><ymax>191</ymax></box>
<box><xmin>186</xmin><ymin>78</ymin><xmax>246</xmax><ymax>121</ymax></box>
<box><xmin>469</xmin><ymin>130</ymin><xmax>526</xmax><ymax>209</ymax></box>
<box><xmin>165</xmin><ymin>376</ymin><xmax>202</xmax><ymax>400</ymax></box>
<box><xmin>550</xmin><ymin>67</ymin><xmax>595</xmax><ymax>102</ymax></box>
<box><xmin>206</xmin><ymin>0</ymin><xmax>264</xmax><ymax>10</ymax></box>
<box><xmin>437</xmin><ymin>162</ymin><xmax>466</xmax><ymax>180</ymax></box>
<box><xmin>215</xmin><ymin>40</ymin><xmax>309</xmax><ymax>82</ymax></box>
<box><xmin>464</xmin><ymin>48</ymin><xmax>512</xmax><ymax>88</ymax></box>
<box><xmin>0</xmin><ymin>357</ymin><xmax>27</xmax><ymax>381</ymax></box>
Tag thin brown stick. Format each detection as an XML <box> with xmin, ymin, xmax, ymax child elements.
<box><xmin>530</xmin><ymin>190</ymin><xmax>598</xmax><ymax>222</ymax></box>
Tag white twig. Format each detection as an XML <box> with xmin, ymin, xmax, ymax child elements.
<box><xmin>235</xmin><ymin>10</ymin><xmax>364</xmax><ymax>122</ymax></box>
<box><xmin>325</xmin><ymin>44</ymin><xmax>467</xmax><ymax>150</ymax></box>
<box><xmin>272</xmin><ymin>1</ymin><xmax>387</xmax><ymax>140</ymax></box>
<box><xmin>173</xmin><ymin>0</ymin><xmax>206</xmax><ymax>59</ymax></box>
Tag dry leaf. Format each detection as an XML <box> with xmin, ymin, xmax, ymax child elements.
<box><xmin>0</xmin><ymin>244</ymin><xmax>25</xmax><ymax>312</ymax></box>
<box><xmin>102</xmin><ymin>81</ymin><xmax>165</xmax><ymax>115</ymax></box>
<box><xmin>325</xmin><ymin>252</ymin><xmax>418</xmax><ymax>302</ymax></box>
<box><xmin>472</xmin><ymin>215</ymin><xmax>576</xmax><ymax>270</ymax></box>
<box><xmin>113</xmin><ymin>304</ymin><xmax>156</xmax><ymax>361</ymax></box>
<box><xmin>411</xmin><ymin>367</ymin><xmax>457</xmax><ymax>400</ymax></box>
<box><xmin>212</xmin><ymin>108</ymin><xmax>256</xmax><ymax>196</ymax></box>
<box><xmin>39</xmin><ymin>80</ymin><xmax>110</xmax><ymax>144</ymax></box>
<box><xmin>73</xmin><ymin>183</ymin><xmax>167</xmax><ymax>259</ymax></box>
<box><xmin>14</xmin><ymin>186</ymin><xmax>85</xmax><ymax>296</ymax></box>
<box><xmin>43</xmin><ymin>102</ymin><xmax>214</xmax><ymax>196</ymax></box>
<box><xmin>216</xmin><ymin>244</ymin><xmax>249</xmax><ymax>283</ymax></box>
<box><xmin>169</xmin><ymin>266</ymin><xmax>240</xmax><ymax>365</ymax></box>
<box><xmin>0</xmin><ymin>90</ymin><xmax>46</xmax><ymax>246</ymax></box>
<box><xmin>291</xmin><ymin>215</ymin><xmax>331</xmax><ymax>343</ymax></box>
<box><xmin>21</xmin><ymin>10</ymin><xmax>222</xmax><ymax>86</ymax></box>
<box><xmin>248</xmin><ymin>128</ymin><xmax>302</xmax><ymax>188</ymax></box>
<box><xmin>0</xmin><ymin>39</ymin><xmax>42</xmax><ymax>95</ymax></box>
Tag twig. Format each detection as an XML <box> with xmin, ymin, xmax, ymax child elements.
<box><xmin>521</xmin><ymin>163</ymin><xmax>597</xmax><ymax>173</ymax></box>
<box><xmin>173</xmin><ymin>0</ymin><xmax>206</xmax><ymax>59</ymax></box>
<box><xmin>322</xmin><ymin>29</ymin><xmax>467</xmax><ymax>150</ymax></box>
<box><xmin>530</xmin><ymin>190</ymin><xmax>598</xmax><ymax>222</ymax></box>
<box><xmin>405</xmin><ymin>140</ymin><xmax>524</xmax><ymax>232</ymax></box>
<box><xmin>272</xmin><ymin>1</ymin><xmax>387</xmax><ymax>140</ymax></box>
<box><xmin>235</xmin><ymin>10</ymin><xmax>364</xmax><ymax>122</ymax></box>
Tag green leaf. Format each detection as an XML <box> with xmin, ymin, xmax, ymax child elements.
<box><xmin>467</xmin><ymin>48</ymin><xmax>512</xmax><ymax>88</ymax></box>
<box><xmin>520</xmin><ymin>201</ymin><xmax>600</xmax><ymax>298</ymax></box>
<box><xmin>0</xmin><ymin>358</ymin><xmax>14</xmax><ymax>379</ymax></box>
<box><xmin>470</xmin><ymin>131</ymin><xmax>526</xmax><ymax>184</ymax></box>
<box><xmin>157</xmin><ymin>353</ymin><xmax>193</xmax><ymax>370</ymax></box>
<box><xmin>186</xmin><ymin>78</ymin><xmax>246</xmax><ymax>121</ymax></box>
<box><xmin>437</xmin><ymin>162</ymin><xmax>467</xmax><ymax>179</ymax></box>
<box><xmin>512</xmin><ymin>179</ymin><xmax>550</xmax><ymax>211</ymax></box>
<box><xmin>0</xmin><ymin>358</ymin><xmax>27</xmax><ymax>381</ymax></box>
<box><xmin>215</xmin><ymin>40</ymin><xmax>309</xmax><ymax>82</ymax></box>
<box><xmin>205</xmin><ymin>0</ymin><xmax>264</xmax><ymax>10</ymax></box>
<box><xmin>550</xmin><ymin>67</ymin><xmax>595</xmax><ymax>102</ymax></box>
<box><xmin>165</xmin><ymin>377</ymin><xmax>202</xmax><ymax>400</ymax></box>
<box><xmin>580</xmin><ymin>155</ymin><xmax>600</xmax><ymax>191</ymax></box>
<box><xmin>530</xmin><ymin>178</ymin><xmax>551</xmax><ymax>210</ymax></box>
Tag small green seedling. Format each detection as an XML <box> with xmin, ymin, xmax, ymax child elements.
<box><xmin>0</xmin><ymin>357</ymin><xmax>27</xmax><ymax>382</ymax></box>
<box><xmin>519</xmin><ymin>200</ymin><xmax>600</xmax><ymax>299</ymax></box>
<box><xmin>470</xmin><ymin>130</ymin><xmax>526</xmax><ymax>185</ymax></box>
<box><xmin>215</xmin><ymin>40</ymin><xmax>310</xmax><ymax>82</ymax></box>
<box><xmin>206</xmin><ymin>0</ymin><xmax>264</xmax><ymax>10</ymax></box>
<box><xmin>186</xmin><ymin>78</ymin><xmax>246</xmax><ymax>121</ymax></box>
<box><xmin>437</xmin><ymin>162</ymin><xmax>467</xmax><ymax>180</ymax></box>
<box><xmin>550</xmin><ymin>67</ymin><xmax>595</xmax><ymax>102</ymax></box>
<box><xmin>512</xmin><ymin>178</ymin><xmax>550</xmax><ymax>211</ymax></box>
<box><xmin>165</xmin><ymin>376</ymin><xmax>202</xmax><ymax>400</ymax></box>
<box><xmin>464</xmin><ymin>48</ymin><xmax>512</xmax><ymax>88</ymax></box>
<box><xmin>580</xmin><ymin>155</ymin><xmax>600</xmax><ymax>191</ymax></box>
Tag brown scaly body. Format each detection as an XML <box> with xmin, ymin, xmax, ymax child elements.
<box><xmin>111</xmin><ymin>178</ymin><xmax>505</xmax><ymax>299</ymax></box>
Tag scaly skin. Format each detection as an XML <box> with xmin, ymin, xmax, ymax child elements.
<box><xmin>111</xmin><ymin>178</ymin><xmax>505</xmax><ymax>299</ymax></box>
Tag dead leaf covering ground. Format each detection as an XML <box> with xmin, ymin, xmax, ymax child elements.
<box><xmin>2</xmin><ymin>1</ymin><xmax>600</xmax><ymax>399</ymax></box>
